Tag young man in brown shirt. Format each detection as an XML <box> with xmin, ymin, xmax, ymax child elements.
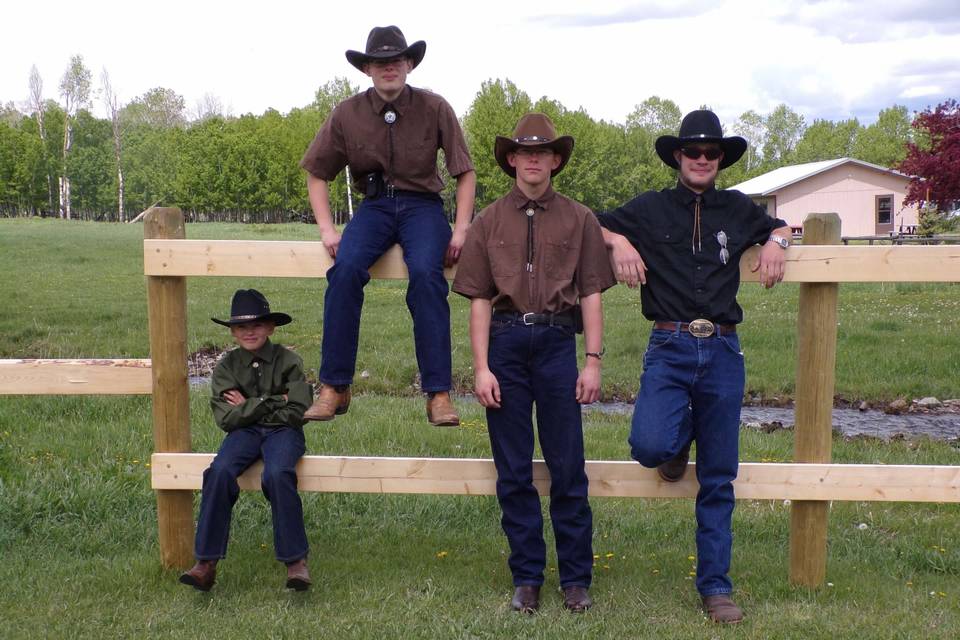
<box><xmin>300</xmin><ymin>26</ymin><xmax>476</xmax><ymax>425</ymax></box>
<box><xmin>453</xmin><ymin>113</ymin><xmax>615</xmax><ymax>613</ymax></box>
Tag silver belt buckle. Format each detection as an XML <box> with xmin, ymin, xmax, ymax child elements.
<box><xmin>522</xmin><ymin>312</ymin><xmax>536</xmax><ymax>325</ymax></box>
<box><xmin>688</xmin><ymin>318</ymin><xmax>715</xmax><ymax>338</ymax></box>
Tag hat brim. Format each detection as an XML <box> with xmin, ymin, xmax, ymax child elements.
<box><xmin>211</xmin><ymin>312</ymin><xmax>292</xmax><ymax>328</ymax></box>
<box><xmin>655</xmin><ymin>135</ymin><xmax>747</xmax><ymax>170</ymax></box>
<box><xmin>346</xmin><ymin>40</ymin><xmax>426</xmax><ymax>72</ymax></box>
<box><xmin>493</xmin><ymin>136</ymin><xmax>575</xmax><ymax>178</ymax></box>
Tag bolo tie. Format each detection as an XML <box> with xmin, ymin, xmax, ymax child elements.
<box><xmin>525</xmin><ymin>201</ymin><xmax>537</xmax><ymax>272</ymax></box>
<box><xmin>384</xmin><ymin>105</ymin><xmax>397</xmax><ymax>185</ymax></box>
<box><xmin>692</xmin><ymin>194</ymin><xmax>702</xmax><ymax>254</ymax></box>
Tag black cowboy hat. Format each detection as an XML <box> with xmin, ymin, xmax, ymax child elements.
<box><xmin>494</xmin><ymin>113</ymin><xmax>575</xmax><ymax>178</ymax></box>
<box><xmin>655</xmin><ymin>109</ymin><xmax>747</xmax><ymax>170</ymax></box>
<box><xmin>345</xmin><ymin>25</ymin><xmax>426</xmax><ymax>72</ymax></box>
<box><xmin>211</xmin><ymin>289</ymin><xmax>292</xmax><ymax>327</ymax></box>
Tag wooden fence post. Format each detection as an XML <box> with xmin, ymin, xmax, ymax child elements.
<box><xmin>145</xmin><ymin>207</ymin><xmax>194</xmax><ymax>569</ymax></box>
<box><xmin>789</xmin><ymin>212</ymin><xmax>841</xmax><ymax>586</ymax></box>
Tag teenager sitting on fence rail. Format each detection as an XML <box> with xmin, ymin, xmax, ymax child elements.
<box><xmin>299</xmin><ymin>25</ymin><xmax>476</xmax><ymax>426</ymax></box>
<box><xmin>597</xmin><ymin>109</ymin><xmax>793</xmax><ymax>623</ymax></box>
<box><xmin>180</xmin><ymin>289</ymin><xmax>313</xmax><ymax>592</ymax></box>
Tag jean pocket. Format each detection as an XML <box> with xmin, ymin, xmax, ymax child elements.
<box><xmin>718</xmin><ymin>333</ymin><xmax>744</xmax><ymax>357</ymax></box>
<box><xmin>490</xmin><ymin>320</ymin><xmax>513</xmax><ymax>338</ymax></box>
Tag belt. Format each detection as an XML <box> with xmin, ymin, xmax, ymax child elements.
<box><xmin>653</xmin><ymin>320</ymin><xmax>736</xmax><ymax>338</ymax></box>
<box><xmin>493</xmin><ymin>310</ymin><xmax>576</xmax><ymax>328</ymax></box>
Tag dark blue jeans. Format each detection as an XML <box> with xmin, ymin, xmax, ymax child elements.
<box><xmin>194</xmin><ymin>425</ymin><xmax>308</xmax><ymax>563</ymax></box>
<box><xmin>629</xmin><ymin>327</ymin><xmax>745</xmax><ymax>596</ymax></box>
<box><xmin>319</xmin><ymin>192</ymin><xmax>453</xmax><ymax>392</ymax></box>
<box><xmin>486</xmin><ymin>321</ymin><xmax>593</xmax><ymax>588</ymax></box>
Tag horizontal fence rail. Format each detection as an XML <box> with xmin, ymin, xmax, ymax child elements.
<box><xmin>0</xmin><ymin>358</ymin><xmax>153</xmax><ymax>395</ymax></box>
<box><xmin>143</xmin><ymin>239</ymin><xmax>960</xmax><ymax>283</ymax></box>
<box><xmin>151</xmin><ymin>454</ymin><xmax>960</xmax><ymax>503</ymax></box>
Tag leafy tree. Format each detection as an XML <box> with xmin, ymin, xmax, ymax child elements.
<box><xmin>762</xmin><ymin>104</ymin><xmax>805</xmax><ymax>165</ymax></box>
<box><xmin>626</xmin><ymin>96</ymin><xmax>681</xmax><ymax>136</ymax></box>
<box><xmin>898</xmin><ymin>99</ymin><xmax>960</xmax><ymax>231</ymax></box>
<box><xmin>122</xmin><ymin>87</ymin><xmax>187</xmax><ymax>129</ymax></box>
<box><xmin>58</xmin><ymin>54</ymin><xmax>92</xmax><ymax>218</ymax></box>
<box><xmin>733</xmin><ymin>110</ymin><xmax>765</xmax><ymax>171</ymax></box>
<box><xmin>793</xmin><ymin>118</ymin><xmax>861</xmax><ymax>163</ymax></box>
<box><xmin>853</xmin><ymin>105</ymin><xmax>911</xmax><ymax>168</ymax></box>
<box><xmin>462</xmin><ymin>79</ymin><xmax>533</xmax><ymax>209</ymax></box>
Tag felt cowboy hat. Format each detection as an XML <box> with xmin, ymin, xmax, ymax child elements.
<box><xmin>345</xmin><ymin>25</ymin><xmax>426</xmax><ymax>72</ymax></box>
<box><xmin>655</xmin><ymin>109</ymin><xmax>747</xmax><ymax>170</ymax></box>
<box><xmin>494</xmin><ymin>113</ymin><xmax>575</xmax><ymax>178</ymax></box>
<box><xmin>211</xmin><ymin>289</ymin><xmax>293</xmax><ymax>327</ymax></box>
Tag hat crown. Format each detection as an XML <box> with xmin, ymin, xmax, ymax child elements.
<box><xmin>511</xmin><ymin>113</ymin><xmax>558</xmax><ymax>144</ymax></box>
<box><xmin>230</xmin><ymin>289</ymin><xmax>271</xmax><ymax>320</ymax></box>
<box><xmin>677</xmin><ymin>109</ymin><xmax>725</xmax><ymax>140</ymax></box>
<box><xmin>365</xmin><ymin>25</ymin><xmax>409</xmax><ymax>56</ymax></box>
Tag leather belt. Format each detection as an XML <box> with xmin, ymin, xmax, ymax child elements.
<box><xmin>493</xmin><ymin>311</ymin><xmax>576</xmax><ymax>328</ymax></box>
<box><xmin>653</xmin><ymin>320</ymin><xmax>736</xmax><ymax>338</ymax></box>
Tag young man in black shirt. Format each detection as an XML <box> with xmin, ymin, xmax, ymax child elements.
<box><xmin>597</xmin><ymin>109</ymin><xmax>792</xmax><ymax>624</ymax></box>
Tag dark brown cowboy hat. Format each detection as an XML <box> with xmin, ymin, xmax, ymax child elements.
<box><xmin>211</xmin><ymin>289</ymin><xmax>292</xmax><ymax>327</ymax></box>
<box><xmin>494</xmin><ymin>113</ymin><xmax>575</xmax><ymax>178</ymax></box>
<box><xmin>655</xmin><ymin>109</ymin><xmax>747</xmax><ymax>170</ymax></box>
<box><xmin>345</xmin><ymin>26</ymin><xmax>426</xmax><ymax>72</ymax></box>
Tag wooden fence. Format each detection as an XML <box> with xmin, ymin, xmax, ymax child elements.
<box><xmin>3</xmin><ymin>206</ymin><xmax>960</xmax><ymax>589</ymax></box>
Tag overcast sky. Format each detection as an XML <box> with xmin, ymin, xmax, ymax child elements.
<box><xmin>4</xmin><ymin>0</ymin><xmax>959</xmax><ymax>128</ymax></box>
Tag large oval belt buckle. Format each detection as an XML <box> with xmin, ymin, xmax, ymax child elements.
<box><xmin>688</xmin><ymin>318</ymin><xmax>715</xmax><ymax>338</ymax></box>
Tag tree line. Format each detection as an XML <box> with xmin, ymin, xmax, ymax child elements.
<box><xmin>0</xmin><ymin>54</ymin><xmax>952</xmax><ymax>227</ymax></box>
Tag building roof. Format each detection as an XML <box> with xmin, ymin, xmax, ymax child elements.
<box><xmin>730</xmin><ymin>158</ymin><xmax>910</xmax><ymax>196</ymax></box>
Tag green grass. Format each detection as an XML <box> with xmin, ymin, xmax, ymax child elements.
<box><xmin>2</xmin><ymin>218</ymin><xmax>960</xmax><ymax>638</ymax></box>
<box><xmin>1</xmin><ymin>394</ymin><xmax>959</xmax><ymax>638</ymax></box>
<box><xmin>2</xmin><ymin>218</ymin><xmax>959</xmax><ymax>403</ymax></box>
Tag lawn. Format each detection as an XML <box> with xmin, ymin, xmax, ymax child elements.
<box><xmin>1</xmin><ymin>218</ymin><xmax>959</xmax><ymax>638</ymax></box>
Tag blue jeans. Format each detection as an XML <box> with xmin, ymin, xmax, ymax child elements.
<box><xmin>320</xmin><ymin>192</ymin><xmax>453</xmax><ymax>392</ymax></box>
<box><xmin>486</xmin><ymin>321</ymin><xmax>593</xmax><ymax>588</ymax></box>
<box><xmin>628</xmin><ymin>327</ymin><xmax>745</xmax><ymax>596</ymax></box>
<box><xmin>194</xmin><ymin>425</ymin><xmax>308</xmax><ymax>563</ymax></box>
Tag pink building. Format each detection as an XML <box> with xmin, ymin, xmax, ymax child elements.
<box><xmin>730</xmin><ymin>158</ymin><xmax>920</xmax><ymax>236</ymax></box>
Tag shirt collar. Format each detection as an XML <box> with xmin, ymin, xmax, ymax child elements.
<box><xmin>368</xmin><ymin>85</ymin><xmax>412</xmax><ymax>117</ymax></box>
<box><xmin>508</xmin><ymin>184</ymin><xmax>557</xmax><ymax>212</ymax></box>
<box><xmin>673</xmin><ymin>181</ymin><xmax>719</xmax><ymax>206</ymax></box>
<box><xmin>237</xmin><ymin>339</ymin><xmax>276</xmax><ymax>365</ymax></box>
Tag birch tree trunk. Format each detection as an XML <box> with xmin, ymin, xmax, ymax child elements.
<box><xmin>28</xmin><ymin>65</ymin><xmax>55</xmax><ymax>215</ymax></box>
<box><xmin>101</xmin><ymin>68</ymin><xmax>125</xmax><ymax>222</ymax></box>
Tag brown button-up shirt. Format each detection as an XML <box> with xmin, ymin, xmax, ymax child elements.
<box><xmin>300</xmin><ymin>85</ymin><xmax>474</xmax><ymax>194</ymax></box>
<box><xmin>453</xmin><ymin>185</ymin><xmax>616</xmax><ymax>313</ymax></box>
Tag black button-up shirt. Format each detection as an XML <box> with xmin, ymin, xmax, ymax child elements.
<box><xmin>596</xmin><ymin>183</ymin><xmax>787</xmax><ymax>324</ymax></box>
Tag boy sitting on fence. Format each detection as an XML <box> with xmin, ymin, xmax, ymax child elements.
<box><xmin>180</xmin><ymin>289</ymin><xmax>314</xmax><ymax>592</ymax></box>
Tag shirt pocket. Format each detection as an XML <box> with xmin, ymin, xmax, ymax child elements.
<box><xmin>544</xmin><ymin>238</ymin><xmax>579</xmax><ymax>280</ymax></box>
<box><xmin>487</xmin><ymin>240</ymin><xmax>523</xmax><ymax>278</ymax></box>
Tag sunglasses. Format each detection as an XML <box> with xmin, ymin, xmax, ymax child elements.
<box><xmin>680</xmin><ymin>146</ymin><xmax>723</xmax><ymax>161</ymax></box>
<box><xmin>717</xmin><ymin>230</ymin><xmax>729</xmax><ymax>265</ymax></box>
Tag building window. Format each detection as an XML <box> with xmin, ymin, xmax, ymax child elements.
<box><xmin>876</xmin><ymin>195</ymin><xmax>893</xmax><ymax>225</ymax></box>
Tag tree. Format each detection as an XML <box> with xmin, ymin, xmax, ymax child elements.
<box><xmin>58</xmin><ymin>54</ymin><xmax>92</xmax><ymax>219</ymax></box>
<box><xmin>898</xmin><ymin>99</ymin><xmax>960</xmax><ymax>232</ymax></box>
<box><xmin>853</xmin><ymin>105</ymin><xmax>911</xmax><ymax>168</ymax></box>
<box><xmin>793</xmin><ymin>118</ymin><xmax>861</xmax><ymax>163</ymax></box>
<box><xmin>101</xmin><ymin>68</ymin><xmax>126</xmax><ymax>221</ymax></box>
<box><xmin>122</xmin><ymin>87</ymin><xmax>186</xmax><ymax>129</ymax></box>
<box><xmin>626</xmin><ymin>96</ymin><xmax>681</xmax><ymax>136</ymax></box>
<box><xmin>193</xmin><ymin>93</ymin><xmax>231</xmax><ymax>122</ymax></box>
<box><xmin>27</xmin><ymin>64</ymin><xmax>55</xmax><ymax>213</ymax></box>
<box><xmin>763</xmin><ymin>104</ymin><xmax>805</xmax><ymax>165</ymax></box>
<box><xmin>733</xmin><ymin>110</ymin><xmax>765</xmax><ymax>171</ymax></box>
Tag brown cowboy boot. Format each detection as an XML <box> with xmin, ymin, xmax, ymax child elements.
<box><xmin>179</xmin><ymin>559</ymin><xmax>217</xmax><ymax>591</ymax></box>
<box><xmin>304</xmin><ymin>384</ymin><xmax>351</xmax><ymax>421</ymax></box>
<box><xmin>702</xmin><ymin>594</ymin><xmax>744</xmax><ymax>623</ymax></box>
<box><xmin>562</xmin><ymin>585</ymin><xmax>593</xmax><ymax>612</ymax></box>
<box><xmin>426</xmin><ymin>391</ymin><xmax>460</xmax><ymax>427</ymax></box>
<box><xmin>510</xmin><ymin>585</ymin><xmax>540</xmax><ymax>613</ymax></box>
<box><xmin>657</xmin><ymin>442</ymin><xmax>691</xmax><ymax>482</ymax></box>
<box><xmin>285</xmin><ymin>558</ymin><xmax>311</xmax><ymax>591</ymax></box>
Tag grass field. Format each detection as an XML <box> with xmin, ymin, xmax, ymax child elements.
<box><xmin>1</xmin><ymin>218</ymin><xmax>959</xmax><ymax>638</ymax></box>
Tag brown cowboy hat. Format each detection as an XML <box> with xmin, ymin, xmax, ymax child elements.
<box><xmin>494</xmin><ymin>113</ymin><xmax>575</xmax><ymax>178</ymax></box>
<box><xmin>211</xmin><ymin>289</ymin><xmax>292</xmax><ymax>327</ymax></box>
<box><xmin>345</xmin><ymin>26</ymin><xmax>426</xmax><ymax>72</ymax></box>
<box><xmin>655</xmin><ymin>109</ymin><xmax>747</xmax><ymax>170</ymax></box>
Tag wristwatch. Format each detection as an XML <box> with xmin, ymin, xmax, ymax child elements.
<box><xmin>768</xmin><ymin>234</ymin><xmax>790</xmax><ymax>249</ymax></box>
